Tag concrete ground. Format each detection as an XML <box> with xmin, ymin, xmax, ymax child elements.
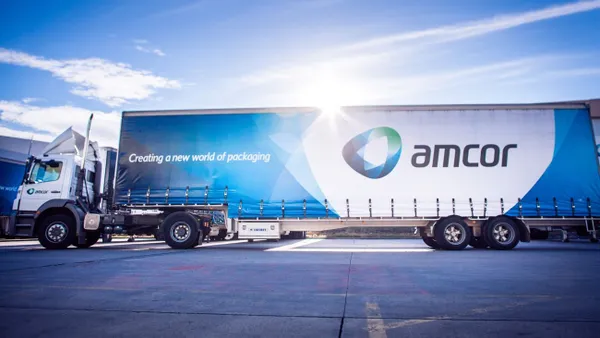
<box><xmin>0</xmin><ymin>238</ymin><xmax>599</xmax><ymax>338</ymax></box>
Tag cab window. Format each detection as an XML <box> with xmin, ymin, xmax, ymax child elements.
<box><xmin>30</xmin><ymin>161</ymin><xmax>63</xmax><ymax>183</ymax></box>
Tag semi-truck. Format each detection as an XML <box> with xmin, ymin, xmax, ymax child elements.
<box><xmin>2</xmin><ymin>99</ymin><xmax>600</xmax><ymax>250</ymax></box>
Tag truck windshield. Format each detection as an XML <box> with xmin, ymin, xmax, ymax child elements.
<box><xmin>30</xmin><ymin>161</ymin><xmax>63</xmax><ymax>183</ymax></box>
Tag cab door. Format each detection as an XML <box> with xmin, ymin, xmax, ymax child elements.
<box><xmin>19</xmin><ymin>159</ymin><xmax>68</xmax><ymax>212</ymax></box>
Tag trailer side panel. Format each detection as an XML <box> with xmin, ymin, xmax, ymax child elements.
<box><xmin>115</xmin><ymin>107</ymin><xmax>600</xmax><ymax>218</ymax></box>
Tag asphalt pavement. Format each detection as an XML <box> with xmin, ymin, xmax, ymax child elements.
<box><xmin>0</xmin><ymin>238</ymin><xmax>599</xmax><ymax>338</ymax></box>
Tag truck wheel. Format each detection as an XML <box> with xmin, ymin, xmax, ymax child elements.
<box><xmin>154</xmin><ymin>229</ymin><xmax>165</xmax><ymax>241</ymax></box>
<box><xmin>37</xmin><ymin>214</ymin><xmax>76</xmax><ymax>250</ymax></box>
<box><xmin>74</xmin><ymin>231</ymin><xmax>101</xmax><ymax>248</ymax></box>
<box><xmin>421</xmin><ymin>236</ymin><xmax>441</xmax><ymax>249</ymax></box>
<box><xmin>483</xmin><ymin>217</ymin><xmax>520</xmax><ymax>250</ymax></box>
<box><xmin>433</xmin><ymin>217</ymin><xmax>471</xmax><ymax>250</ymax></box>
<box><xmin>469</xmin><ymin>237</ymin><xmax>487</xmax><ymax>249</ymax></box>
<box><xmin>163</xmin><ymin>212</ymin><xmax>200</xmax><ymax>249</ymax></box>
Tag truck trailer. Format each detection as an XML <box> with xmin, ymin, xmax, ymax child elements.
<box><xmin>0</xmin><ymin>135</ymin><xmax>48</xmax><ymax>237</ymax></box>
<box><xmin>2</xmin><ymin>100</ymin><xmax>600</xmax><ymax>250</ymax></box>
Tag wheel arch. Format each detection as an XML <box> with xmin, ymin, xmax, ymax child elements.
<box><xmin>34</xmin><ymin>200</ymin><xmax>84</xmax><ymax>236</ymax></box>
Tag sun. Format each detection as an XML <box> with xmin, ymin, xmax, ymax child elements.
<box><xmin>300</xmin><ymin>71</ymin><xmax>354</xmax><ymax>116</ymax></box>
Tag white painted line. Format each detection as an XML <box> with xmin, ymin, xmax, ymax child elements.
<box><xmin>286</xmin><ymin>248</ymin><xmax>434</xmax><ymax>253</ymax></box>
<box><xmin>129</xmin><ymin>239</ymin><xmax>251</xmax><ymax>251</ymax></box>
<box><xmin>366</xmin><ymin>302</ymin><xmax>388</xmax><ymax>338</ymax></box>
<box><xmin>199</xmin><ymin>240</ymin><xmax>250</xmax><ymax>247</ymax></box>
<box><xmin>96</xmin><ymin>239</ymin><xmax>164</xmax><ymax>247</ymax></box>
<box><xmin>266</xmin><ymin>238</ymin><xmax>324</xmax><ymax>251</ymax></box>
<box><xmin>0</xmin><ymin>241</ymin><xmax>41</xmax><ymax>247</ymax></box>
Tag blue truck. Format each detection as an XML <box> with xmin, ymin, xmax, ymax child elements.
<box><xmin>0</xmin><ymin>136</ymin><xmax>48</xmax><ymax>237</ymax></box>
<box><xmin>2</xmin><ymin>99</ymin><xmax>600</xmax><ymax>250</ymax></box>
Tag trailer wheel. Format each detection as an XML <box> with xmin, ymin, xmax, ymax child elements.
<box><xmin>163</xmin><ymin>212</ymin><xmax>200</xmax><ymax>249</ymax></box>
<box><xmin>433</xmin><ymin>217</ymin><xmax>471</xmax><ymax>250</ymax></box>
<box><xmin>37</xmin><ymin>214</ymin><xmax>76</xmax><ymax>250</ymax></box>
<box><xmin>469</xmin><ymin>237</ymin><xmax>487</xmax><ymax>249</ymax></box>
<box><xmin>421</xmin><ymin>236</ymin><xmax>441</xmax><ymax>249</ymax></box>
<box><xmin>74</xmin><ymin>231</ymin><xmax>101</xmax><ymax>248</ymax></box>
<box><xmin>483</xmin><ymin>217</ymin><xmax>520</xmax><ymax>250</ymax></box>
<box><xmin>418</xmin><ymin>227</ymin><xmax>440</xmax><ymax>249</ymax></box>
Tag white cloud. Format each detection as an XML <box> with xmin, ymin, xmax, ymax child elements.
<box><xmin>340</xmin><ymin>0</ymin><xmax>600</xmax><ymax>51</ymax></box>
<box><xmin>234</xmin><ymin>0</ymin><xmax>600</xmax><ymax>89</ymax></box>
<box><xmin>22</xmin><ymin>97</ymin><xmax>40</xmax><ymax>104</ymax></box>
<box><xmin>0</xmin><ymin>126</ymin><xmax>53</xmax><ymax>142</ymax></box>
<box><xmin>152</xmin><ymin>49</ymin><xmax>166</xmax><ymax>57</ymax></box>
<box><xmin>235</xmin><ymin>51</ymin><xmax>395</xmax><ymax>86</ymax></box>
<box><xmin>0</xmin><ymin>100</ymin><xmax>121</xmax><ymax>147</ymax></box>
<box><xmin>135</xmin><ymin>45</ymin><xmax>166</xmax><ymax>57</ymax></box>
<box><xmin>0</xmin><ymin>48</ymin><xmax>180</xmax><ymax>107</ymax></box>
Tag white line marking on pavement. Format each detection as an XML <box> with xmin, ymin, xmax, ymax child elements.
<box><xmin>129</xmin><ymin>239</ymin><xmax>250</xmax><ymax>250</ymax></box>
<box><xmin>199</xmin><ymin>240</ymin><xmax>250</xmax><ymax>247</ymax></box>
<box><xmin>0</xmin><ymin>241</ymin><xmax>41</xmax><ymax>247</ymax></box>
<box><xmin>266</xmin><ymin>238</ymin><xmax>324</xmax><ymax>251</ymax></box>
<box><xmin>366</xmin><ymin>302</ymin><xmax>388</xmax><ymax>338</ymax></box>
<box><xmin>286</xmin><ymin>248</ymin><xmax>434</xmax><ymax>253</ymax></box>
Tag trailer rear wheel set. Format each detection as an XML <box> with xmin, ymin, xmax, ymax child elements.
<box><xmin>419</xmin><ymin>216</ymin><xmax>522</xmax><ymax>250</ymax></box>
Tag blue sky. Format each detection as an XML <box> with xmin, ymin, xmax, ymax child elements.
<box><xmin>1</xmin><ymin>0</ymin><xmax>599</xmax><ymax>147</ymax></box>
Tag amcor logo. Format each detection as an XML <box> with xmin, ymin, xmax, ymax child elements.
<box><xmin>342</xmin><ymin>127</ymin><xmax>402</xmax><ymax>179</ymax></box>
<box><xmin>343</xmin><ymin>127</ymin><xmax>518</xmax><ymax>178</ymax></box>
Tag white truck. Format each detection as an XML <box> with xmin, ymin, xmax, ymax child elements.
<box><xmin>2</xmin><ymin>100</ymin><xmax>599</xmax><ymax>250</ymax></box>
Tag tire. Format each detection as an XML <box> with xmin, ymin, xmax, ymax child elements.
<box><xmin>217</xmin><ymin>229</ymin><xmax>227</xmax><ymax>241</ymax></box>
<box><xmin>74</xmin><ymin>231</ymin><xmax>101</xmax><ymax>248</ymax></box>
<box><xmin>469</xmin><ymin>237</ymin><xmax>487</xmax><ymax>249</ymax></box>
<box><xmin>37</xmin><ymin>214</ymin><xmax>76</xmax><ymax>250</ymax></box>
<box><xmin>483</xmin><ymin>217</ymin><xmax>520</xmax><ymax>250</ymax></box>
<box><xmin>154</xmin><ymin>229</ymin><xmax>165</xmax><ymax>241</ymax></box>
<box><xmin>433</xmin><ymin>217</ymin><xmax>472</xmax><ymax>250</ymax></box>
<box><xmin>162</xmin><ymin>212</ymin><xmax>200</xmax><ymax>249</ymax></box>
<box><xmin>422</xmin><ymin>236</ymin><xmax>441</xmax><ymax>249</ymax></box>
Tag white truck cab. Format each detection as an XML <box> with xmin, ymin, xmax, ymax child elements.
<box><xmin>15</xmin><ymin>154</ymin><xmax>95</xmax><ymax>212</ymax></box>
<box><xmin>6</xmin><ymin>125</ymin><xmax>102</xmax><ymax>248</ymax></box>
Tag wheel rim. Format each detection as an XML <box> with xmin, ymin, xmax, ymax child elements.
<box><xmin>493</xmin><ymin>223</ymin><xmax>515</xmax><ymax>243</ymax></box>
<box><xmin>444</xmin><ymin>222</ymin><xmax>466</xmax><ymax>245</ymax></box>
<box><xmin>46</xmin><ymin>222</ymin><xmax>68</xmax><ymax>243</ymax></box>
<box><xmin>171</xmin><ymin>221</ymin><xmax>192</xmax><ymax>242</ymax></box>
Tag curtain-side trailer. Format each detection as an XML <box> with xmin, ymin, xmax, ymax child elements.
<box><xmin>3</xmin><ymin>100</ymin><xmax>600</xmax><ymax>250</ymax></box>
